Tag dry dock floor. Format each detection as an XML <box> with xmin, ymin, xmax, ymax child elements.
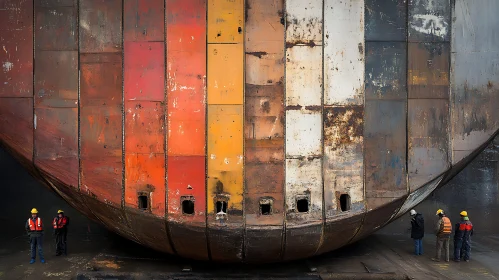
<box><xmin>1</xmin><ymin>231</ymin><xmax>499</xmax><ymax>280</ymax></box>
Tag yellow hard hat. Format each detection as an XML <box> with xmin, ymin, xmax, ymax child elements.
<box><xmin>31</xmin><ymin>208</ymin><xmax>38</xmax><ymax>214</ymax></box>
<box><xmin>460</xmin><ymin>211</ymin><xmax>468</xmax><ymax>216</ymax></box>
<box><xmin>436</xmin><ymin>209</ymin><xmax>444</xmax><ymax>215</ymax></box>
<box><xmin>57</xmin><ymin>210</ymin><xmax>64</xmax><ymax>214</ymax></box>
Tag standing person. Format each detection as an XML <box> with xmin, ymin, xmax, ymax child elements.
<box><xmin>25</xmin><ymin>208</ymin><xmax>45</xmax><ymax>264</ymax></box>
<box><xmin>410</xmin><ymin>209</ymin><xmax>425</xmax><ymax>255</ymax></box>
<box><xmin>53</xmin><ymin>209</ymin><xmax>69</xmax><ymax>256</ymax></box>
<box><xmin>432</xmin><ymin>209</ymin><xmax>452</xmax><ymax>262</ymax></box>
<box><xmin>454</xmin><ymin>210</ymin><xmax>473</xmax><ymax>262</ymax></box>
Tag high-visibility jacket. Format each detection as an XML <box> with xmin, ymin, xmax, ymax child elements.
<box><xmin>53</xmin><ymin>216</ymin><xmax>68</xmax><ymax>229</ymax></box>
<box><xmin>455</xmin><ymin>220</ymin><xmax>473</xmax><ymax>240</ymax></box>
<box><xmin>441</xmin><ymin>217</ymin><xmax>452</xmax><ymax>234</ymax></box>
<box><xmin>27</xmin><ymin>217</ymin><xmax>43</xmax><ymax>232</ymax></box>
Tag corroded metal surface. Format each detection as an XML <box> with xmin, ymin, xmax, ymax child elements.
<box><xmin>1</xmin><ymin>0</ymin><xmax>499</xmax><ymax>264</ymax></box>
<box><xmin>0</xmin><ymin>0</ymin><xmax>33</xmax><ymax>98</ymax></box>
<box><xmin>207</xmin><ymin>0</ymin><xmax>245</xmax><ymax>261</ymax></box>
<box><xmin>34</xmin><ymin>0</ymin><xmax>79</xmax><ymax>189</ymax></box>
<box><xmin>284</xmin><ymin>0</ymin><xmax>323</xmax><ymax>260</ymax></box>
<box><xmin>0</xmin><ymin>0</ymin><xmax>33</xmax><ymax>161</ymax></box>
<box><xmin>123</xmin><ymin>2</ymin><xmax>166</xmax><ymax>216</ymax></box>
<box><xmin>451</xmin><ymin>0</ymin><xmax>499</xmax><ymax>164</ymax></box>
<box><xmin>244</xmin><ymin>0</ymin><xmax>285</xmax><ymax>262</ymax></box>
<box><xmin>166</xmin><ymin>0</ymin><xmax>208</xmax><ymax>260</ymax></box>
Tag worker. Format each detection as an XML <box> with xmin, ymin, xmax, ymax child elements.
<box><xmin>52</xmin><ymin>209</ymin><xmax>69</xmax><ymax>256</ymax></box>
<box><xmin>410</xmin><ymin>209</ymin><xmax>424</xmax><ymax>255</ymax></box>
<box><xmin>25</xmin><ymin>208</ymin><xmax>45</xmax><ymax>264</ymax></box>
<box><xmin>432</xmin><ymin>209</ymin><xmax>452</xmax><ymax>262</ymax></box>
<box><xmin>454</xmin><ymin>210</ymin><xmax>473</xmax><ymax>262</ymax></box>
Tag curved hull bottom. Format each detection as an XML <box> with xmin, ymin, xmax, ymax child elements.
<box><xmin>1</xmin><ymin>134</ymin><xmax>494</xmax><ymax>263</ymax></box>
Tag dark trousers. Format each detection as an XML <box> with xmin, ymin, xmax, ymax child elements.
<box><xmin>30</xmin><ymin>235</ymin><xmax>44</xmax><ymax>260</ymax></box>
<box><xmin>413</xmin><ymin>238</ymin><xmax>423</xmax><ymax>255</ymax></box>
<box><xmin>55</xmin><ymin>230</ymin><xmax>67</xmax><ymax>255</ymax></box>
<box><xmin>454</xmin><ymin>237</ymin><xmax>472</xmax><ymax>261</ymax></box>
<box><xmin>436</xmin><ymin>236</ymin><xmax>450</xmax><ymax>261</ymax></box>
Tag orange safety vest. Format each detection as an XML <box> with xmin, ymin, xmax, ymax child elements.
<box><xmin>28</xmin><ymin>217</ymin><xmax>43</xmax><ymax>231</ymax></box>
<box><xmin>53</xmin><ymin>216</ymin><xmax>68</xmax><ymax>229</ymax></box>
<box><xmin>441</xmin><ymin>216</ymin><xmax>452</xmax><ymax>234</ymax></box>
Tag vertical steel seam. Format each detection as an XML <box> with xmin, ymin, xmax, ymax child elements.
<box><xmin>241</xmin><ymin>0</ymin><xmax>247</xmax><ymax>263</ymax></box>
<box><xmin>163</xmin><ymin>0</ymin><xmax>178</xmax><ymax>256</ymax></box>
<box><xmin>204</xmin><ymin>0</ymin><xmax>212</xmax><ymax>262</ymax></box>
<box><xmin>77</xmin><ymin>0</ymin><xmax>81</xmax><ymax>193</ymax></box>
<box><xmin>449</xmin><ymin>0</ymin><xmax>454</xmax><ymax>164</ymax></box>
<box><xmin>280</xmin><ymin>0</ymin><xmax>287</xmax><ymax>261</ymax></box>
<box><xmin>121</xmin><ymin>0</ymin><xmax>126</xmax><ymax>210</ymax></box>
<box><xmin>405</xmin><ymin>0</ymin><xmax>409</xmax><ymax>194</ymax></box>
<box><xmin>32</xmin><ymin>0</ymin><xmax>35</xmax><ymax>166</ymax></box>
<box><xmin>347</xmin><ymin>0</ymin><xmax>370</xmax><ymax>245</ymax></box>
<box><xmin>314</xmin><ymin>0</ymin><xmax>326</xmax><ymax>256</ymax></box>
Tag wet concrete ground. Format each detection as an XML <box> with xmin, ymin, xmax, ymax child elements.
<box><xmin>1</xmin><ymin>229</ymin><xmax>499</xmax><ymax>279</ymax></box>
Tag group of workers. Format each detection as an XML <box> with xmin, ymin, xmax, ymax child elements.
<box><xmin>25</xmin><ymin>208</ymin><xmax>69</xmax><ymax>264</ymax></box>
<box><xmin>409</xmin><ymin>208</ymin><xmax>474</xmax><ymax>262</ymax></box>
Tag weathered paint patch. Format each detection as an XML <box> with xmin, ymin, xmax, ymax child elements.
<box><xmin>364</xmin><ymin>100</ymin><xmax>407</xmax><ymax>201</ymax></box>
<box><xmin>168</xmin><ymin>156</ymin><xmax>206</xmax><ymax>222</ymax></box>
<box><xmin>124</xmin><ymin>102</ymin><xmax>165</xmax><ymax>215</ymax></box>
<box><xmin>124</xmin><ymin>42</ymin><xmax>165</xmax><ymax>101</ymax></box>
<box><xmin>167</xmin><ymin>0</ymin><xmax>206</xmax><ymax>157</ymax></box>
<box><xmin>34</xmin><ymin>1</ymin><xmax>79</xmax><ymax>190</ymax></box>
<box><xmin>207</xmin><ymin>105</ymin><xmax>244</xmax><ymax>214</ymax></box>
<box><xmin>35</xmin><ymin>4</ymin><xmax>78</xmax><ymax>51</ymax></box>
<box><xmin>285</xmin><ymin>0</ymin><xmax>323</xmax><ymax>45</ymax></box>
<box><xmin>34</xmin><ymin>108</ymin><xmax>78</xmax><ymax>186</ymax></box>
<box><xmin>285</xmin><ymin>110</ymin><xmax>322</xmax><ymax>157</ymax></box>
<box><xmin>451</xmin><ymin>0</ymin><xmax>499</xmax><ymax>164</ymax></box>
<box><xmin>285</xmin><ymin>158</ymin><xmax>323</xmax><ymax>222</ymax></box>
<box><xmin>124</xmin><ymin>0</ymin><xmax>165</xmax><ymax>42</ymax></box>
<box><xmin>0</xmin><ymin>98</ymin><xmax>34</xmax><ymax>160</ymax></box>
<box><xmin>408</xmin><ymin>99</ymin><xmax>449</xmax><ymax>190</ymax></box>
<box><xmin>323</xmin><ymin>106</ymin><xmax>364</xmax><ymax>217</ymax></box>
<box><xmin>364</xmin><ymin>0</ymin><xmax>407</xmax><ymax>41</ymax></box>
<box><xmin>285</xmin><ymin>47</ymin><xmax>322</xmax><ymax>107</ymax></box>
<box><xmin>408</xmin><ymin>0</ymin><xmax>450</xmax><ymax>42</ymax></box>
<box><xmin>324</xmin><ymin>0</ymin><xmax>364</xmax><ymax>106</ymax></box>
<box><xmin>80</xmin><ymin>53</ymin><xmax>123</xmax><ymax>206</ymax></box>
<box><xmin>0</xmin><ymin>0</ymin><xmax>33</xmax><ymax>97</ymax></box>
<box><xmin>408</xmin><ymin>42</ymin><xmax>449</xmax><ymax>99</ymax></box>
<box><xmin>365</xmin><ymin>42</ymin><xmax>407</xmax><ymax>100</ymax></box>
<box><xmin>244</xmin><ymin>2</ymin><xmax>285</xmax><ymax>260</ymax></box>
<box><xmin>123</xmin><ymin>0</ymin><xmax>165</xmax><ymax>220</ymax></box>
<box><xmin>207</xmin><ymin>44</ymin><xmax>244</xmax><ymax>105</ymax></box>
<box><xmin>206</xmin><ymin>0</ymin><xmax>244</xmax><ymax>261</ymax></box>
<box><xmin>207</xmin><ymin>0</ymin><xmax>244</xmax><ymax>43</ymax></box>
<box><xmin>166</xmin><ymin>1</ymin><xmax>209</xmax><ymax>257</ymax></box>
<box><xmin>284</xmin><ymin>0</ymin><xmax>324</xmax><ymax>260</ymax></box>
<box><xmin>34</xmin><ymin>51</ymin><xmax>78</xmax><ymax>108</ymax></box>
<box><xmin>79</xmin><ymin>0</ymin><xmax>122</xmax><ymax>53</ymax></box>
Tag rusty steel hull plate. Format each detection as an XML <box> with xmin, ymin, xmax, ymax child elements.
<box><xmin>2</xmin><ymin>0</ymin><xmax>499</xmax><ymax>264</ymax></box>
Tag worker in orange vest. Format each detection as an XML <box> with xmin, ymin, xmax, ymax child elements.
<box><xmin>25</xmin><ymin>208</ymin><xmax>45</xmax><ymax>264</ymax></box>
<box><xmin>52</xmin><ymin>209</ymin><xmax>69</xmax><ymax>256</ymax></box>
<box><xmin>432</xmin><ymin>209</ymin><xmax>452</xmax><ymax>262</ymax></box>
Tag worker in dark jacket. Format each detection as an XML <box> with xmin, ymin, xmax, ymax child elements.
<box><xmin>410</xmin><ymin>209</ymin><xmax>424</xmax><ymax>255</ymax></box>
<box><xmin>53</xmin><ymin>209</ymin><xmax>69</xmax><ymax>256</ymax></box>
<box><xmin>25</xmin><ymin>208</ymin><xmax>45</xmax><ymax>264</ymax></box>
<box><xmin>454</xmin><ymin>210</ymin><xmax>473</xmax><ymax>262</ymax></box>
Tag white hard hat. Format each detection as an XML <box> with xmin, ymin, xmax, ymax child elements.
<box><xmin>410</xmin><ymin>209</ymin><xmax>417</xmax><ymax>216</ymax></box>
